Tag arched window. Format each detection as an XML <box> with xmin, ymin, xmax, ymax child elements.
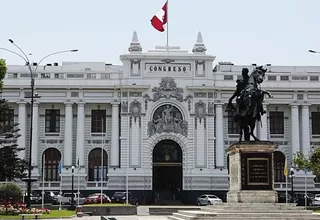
<box><xmin>274</xmin><ymin>151</ymin><xmax>286</xmax><ymax>182</ymax></box>
<box><xmin>88</xmin><ymin>148</ymin><xmax>108</xmax><ymax>181</ymax></box>
<box><xmin>43</xmin><ymin>148</ymin><xmax>61</xmax><ymax>181</ymax></box>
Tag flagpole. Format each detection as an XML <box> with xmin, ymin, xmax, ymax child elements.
<box><xmin>77</xmin><ymin>159</ymin><xmax>80</xmax><ymax>206</ymax></box>
<box><xmin>126</xmin><ymin>89</ymin><xmax>129</xmax><ymax>205</ymax></box>
<box><xmin>284</xmin><ymin>158</ymin><xmax>288</xmax><ymax>204</ymax></box>
<box><xmin>166</xmin><ymin>0</ymin><xmax>169</xmax><ymax>50</ymax></box>
<box><xmin>285</xmin><ymin>174</ymin><xmax>288</xmax><ymax>204</ymax></box>
<box><xmin>58</xmin><ymin>160</ymin><xmax>62</xmax><ymax>211</ymax></box>
<box><xmin>101</xmin><ymin>117</ymin><xmax>104</xmax><ymax>204</ymax></box>
<box><xmin>41</xmin><ymin>153</ymin><xmax>45</xmax><ymax>208</ymax></box>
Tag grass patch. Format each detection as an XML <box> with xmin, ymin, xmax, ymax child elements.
<box><xmin>83</xmin><ymin>203</ymin><xmax>131</xmax><ymax>207</ymax></box>
<box><xmin>0</xmin><ymin>210</ymin><xmax>75</xmax><ymax>219</ymax></box>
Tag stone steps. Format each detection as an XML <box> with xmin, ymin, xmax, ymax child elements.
<box><xmin>167</xmin><ymin>203</ymin><xmax>320</xmax><ymax>220</ymax></box>
<box><xmin>202</xmin><ymin>208</ymin><xmax>312</xmax><ymax>213</ymax></box>
<box><xmin>202</xmin><ymin>206</ymin><xmax>311</xmax><ymax>213</ymax></box>
<box><xmin>168</xmin><ymin>211</ymin><xmax>217</xmax><ymax>220</ymax></box>
<box><xmin>168</xmin><ymin>211</ymin><xmax>320</xmax><ymax>220</ymax></box>
<box><xmin>212</xmin><ymin>203</ymin><xmax>299</xmax><ymax>207</ymax></box>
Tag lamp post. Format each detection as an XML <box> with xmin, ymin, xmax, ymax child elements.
<box><xmin>70</xmin><ymin>165</ymin><xmax>75</xmax><ymax>210</ymax></box>
<box><xmin>308</xmin><ymin>49</ymin><xmax>320</xmax><ymax>54</ymax></box>
<box><xmin>289</xmin><ymin>167</ymin><xmax>295</xmax><ymax>203</ymax></box>
<box><xmin>0</xmin><ymin>40</ymin><xmax>78</xmax><ymax>209</ymax></box>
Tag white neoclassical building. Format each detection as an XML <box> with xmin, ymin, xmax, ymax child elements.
<box><xmin>2</xmin><ymin>31</ymin><xmax>320</xmax><ymax>204</ymax></box>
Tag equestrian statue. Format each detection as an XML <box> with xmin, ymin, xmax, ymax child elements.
<box><xmin>225</xmin><ymin>66</ymin><xmax>273</xmax><ymax>142</ymax></box>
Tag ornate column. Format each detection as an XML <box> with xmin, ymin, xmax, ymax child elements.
<box><xmin>111</xmin><ymin>102</ymin><xmax>120</xmax><ymax>167</ymax></box>
<box><xmin>215</xmin><ymin>103</ymin><xmax>224</xmax><ymax>168</ymax></box>
<box><xmin>76</xmin><ymin>102</ymin><xmax>85</xmax><ymax>168</ymax></box>
<box><xmin>259</xmin><ymin>104</ymin><xmax>268</xmax><ymax>140</ymax></box>
<box><xmin>64</xmin><ymin>102</ymin><xmax>73</xmax><ymax>167</ymax></box>
<box><xmin>17</xmin><ymin>102</ymin><xmax>27</xmax><ymax>159</ymax></box>
<box><xmin>291</xmin><ymin>104</ymin><xmax>300</xmax><ymax>155</ymax></box>
<box><xmin>31</xmin><ymin>102</ymin><xmax>39</xmax><ymax>167</ymax></box>
<box><xmin>301</xmin><ymin>104</ymin><xmax>311</xmax><ymax>155</ymax></box>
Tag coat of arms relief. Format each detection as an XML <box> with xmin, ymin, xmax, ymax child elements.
<box><xmin>143</xmin><ymin>77</ymin><xmax>192</xmax><ymax>112</ymax></box>
<box><xmin>144</xmin><ymin>77</ymin><xmax>192</xmax><ymax>137</ymax></box>
<box><xmin>147</xmin><ymin>105</ymin><xmax>188</xmax><ymax>137</ymax></box>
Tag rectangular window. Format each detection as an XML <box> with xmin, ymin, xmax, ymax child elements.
<box><xmin>312</xmin><ymin>112</ymin><xmax>320</xmax><ymax>135</ymax></box>
<box><xmin>268</xmin><ymin>76</ymin><xmax>277</xmax><ymax>81</ymax></box>
<box><xmin>0</xmin><ymin>109</ymin><xmax>15</xmax><ymax>132</ymax></box>
<box><xmin>310</xmin><ymin>76</ymin><xmax>319</xmax><ymax>81</ymax></box>
<box><xmin>280</xmin><ymin>76</ymin><xmax>289</xmax><ymax>81</ymax></box>
<box><xmin>224</xmin><ymin>75</ymin><xmax>234</xmax><ymax>80</ymax></box>
<box><xmin>45</xmin><ymin>109</ymin><xmax>60</xmax><ymax>133</ymax></box>
<box><xmin>227</xmin><ymin>112</ymin><xmax>239</xmax><ymax>134</ymax></box>
<box><xmin>269</xmin><ymin>111</ymin><xmax>284</xmax><ymax>134</ymax></box>
<box><xmin>91</xmin><ymin>110</ymin><xmax>106</xmax><ymax>133</ymax></box>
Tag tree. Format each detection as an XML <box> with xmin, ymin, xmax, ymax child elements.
<box><xmin>0</xmin><ymin>182</ymin><xmax>23</xmax><ymax>205</ymax></box>
<box><xmin>0</xmin><ymin>59</ymin><xmax>26</xmax><ymax>181</ymax></box>
<box><xmin>0</xmin><ymin>59</ymin><xmax>6</xmax><ymax>90</ymax></box>
<box><xmin>293</xmin><ymin>147</ymin><xmax>320</xmax><ymax>176</ymax></box>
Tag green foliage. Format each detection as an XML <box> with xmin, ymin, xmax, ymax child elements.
<box><xmin>0</xmin><ymin>59</ymin><xmax>7</xmax><ymax>90</ymax></box>
<box><xmin>293</xmin><ymin>147</ymin><xmax>320</xmax><ymax>175</ymax></box>
<box><xmin>0</xmin><ymin>99</ymin><xmax>26</xmax><ymax>181</ymax></box>
<box><xmin>0</xmin><ymin>183</ymin><xmax>23</xmax><ymax>205</ymax></box>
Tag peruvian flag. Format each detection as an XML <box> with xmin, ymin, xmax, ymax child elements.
<box><xmin>151</xmin><ymin>1</ymin><xmax>167</xmax><ymax>32</ymax></box>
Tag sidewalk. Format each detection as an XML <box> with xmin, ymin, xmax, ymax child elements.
<box><xmin>45</xmin><ymin>216</ymin><xmax>168</xmax><ymax>220</ymax></box>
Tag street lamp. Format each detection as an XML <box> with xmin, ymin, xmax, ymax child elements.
<box><xmin>289</xmin><ymin>167</ymin><xmax>295</xmax><ymax>203</ymax></box>
<box><xmin>0</xmin><ymin>39</ymin><xmax>78</xmax><ymax>209</ymax></box>
<box><xmin>70</xmin><ymin>165</ymin><xmax>75</xmax><ymax>210</ymax></box>
<box><xmin>308</xmin><ymin>49</ymin><xmax>320</xmax><ymax>54</ymax></box>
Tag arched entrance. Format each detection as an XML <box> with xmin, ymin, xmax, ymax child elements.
<box><xmin>88</xmin><ymin>148</ymin><xmax>108</xmax><ymax>181</ymax></box>
<box><xmin>42</xmin><ymin>148</ymin><xmax>61</xmax><ymax>181</ymax></box>
<box><xmin>152</xmin><ymin>140</ymin><xmax>183</xmax><ymax>204</ymax></box>
<box><xmin>274</xmin><ymin>151</ymin><xmax>286</xmax><ymax>182</ymax></box>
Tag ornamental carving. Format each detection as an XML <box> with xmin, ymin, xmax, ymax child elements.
<box><xmin>208</xmin><ymin>102</ymin><xmax>214</xmax><ymax>114</ymax></box>
<box><xmin>195</xmin><ymin>100</ymin><xmax>206</xmax><ymax>129</ymax></box>
<box><xmin>143</xmin><ymin>77</ymin><xmax>193</xmax><ymax>111</ymax></box>
<box><xmin>121</xmin><ymin>101</ymin><xmax>128</xmax><ymax>113</ymax></box>
<box><xmin>153</xmin><ymin>77</ymin><xmax>184</xmax><ymax>101</ymax></box>
<box><xmin>148</xmin><ymin>104</ymin><xmax>188</xmax><ymax>137</ymax></box>
<box><xmin>129</xmin><ymin>100</ymin><xmax>141</xmax><ymax>127</ymax></box>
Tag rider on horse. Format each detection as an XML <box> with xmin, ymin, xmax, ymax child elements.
<box><xmin>226</xmin><ymin>66</ymin><xmax>267</xmax><ymax>117</ymax></box>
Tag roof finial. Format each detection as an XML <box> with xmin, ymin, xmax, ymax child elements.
<box><xmin>128</xmin><ymin>31</ymin><xmax>142</xmax><ymax>53</ymax></box>
<box><xmin>193</xmin><ymin>32</ymin><xmax>206</xmax><ymax>53</ymax></box>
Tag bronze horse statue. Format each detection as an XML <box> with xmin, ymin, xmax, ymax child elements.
<box><xmin>226</xmin><ymin>66</ymin><xmax>272</xmax><ymax>142</ymax></box>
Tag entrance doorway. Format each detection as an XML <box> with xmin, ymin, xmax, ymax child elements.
<box><xmin>152</xmin><ymin>140</ymin><xmax>182</xmax><ymax>205</ymax></box>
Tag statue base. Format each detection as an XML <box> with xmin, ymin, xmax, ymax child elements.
<box><xmin>226</xmin><ymin>141</ymin><xmax>278</xmax><ymax>203</ymax></box>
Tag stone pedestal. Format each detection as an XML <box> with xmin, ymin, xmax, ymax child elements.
<box><xmin>227</xmin><ymin>141</ymin><xmax>278</xmax><ymax>203</ymax></box>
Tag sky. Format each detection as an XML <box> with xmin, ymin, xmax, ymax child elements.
<box><xmin>1</xmin><ymin>0</ymin><xmax>320</xmax><ymax>66</ymax></box>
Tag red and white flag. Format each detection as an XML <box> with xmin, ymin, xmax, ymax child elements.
<box><xmin>150</xmin><ymin>1</ymin><xmax>167</xmax><ymax>32</ymax></box>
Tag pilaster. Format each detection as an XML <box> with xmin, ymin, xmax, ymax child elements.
<box><xmin>64</xmin><ymin>102</ymin><xmax>73</xmax><ymax>167</ymax></box>
<box><xmin>259</xmin><ymin>103</ymin><xmax>269</xmax><ymax>141</ymax></box>
<box><xmin>301</xmin><ymin>104</ymin><xmax>311</xmax><ymax>155</ymax></box>
<box><xmin>76</xmin><ymin>102</ymin><xmax>85</xmax><ymax>168</ymax></box>
<box><xmin>31</xmin><ymin>102</ymin><xmax>39</xmax><ymax>168</ymax></box>
<box><xmin>111</xmin><ymin>102</ymin><xmax>120</xmax><ymax>167</ymax></box>
<box><xmin>17</xmin><ymin>102</ymin><xmax>27</xmax><ymax>159</ymax></box>
<box><xmin>290</xmin><ymin>104</ymin><xmax>300</xmax><ymax>156</ymax></box>
<box><xmin>215</xmin><ymin>103</ymin><xmax>224</xmax><ymax>168</ymax></box>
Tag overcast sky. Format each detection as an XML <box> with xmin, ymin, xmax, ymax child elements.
<box><xmin>1</xmin><ymin>0</ymin><xmax>320</xmax><ymax>66</ymax></box>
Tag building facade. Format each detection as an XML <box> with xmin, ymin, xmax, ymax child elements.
<box><xmin>2</xmin><ymin>32</ymin><xmax>320</xmax><ymax>204</ymax></box>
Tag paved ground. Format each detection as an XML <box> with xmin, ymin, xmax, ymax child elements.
<box><xmin>45</xmin><ymin>216</ymin><xmax>168</xmax><ymax>220</ymax></box>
